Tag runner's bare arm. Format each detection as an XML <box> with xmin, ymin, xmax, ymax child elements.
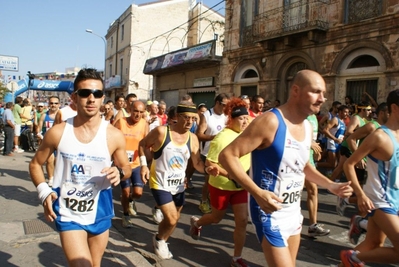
<box><xmin>190</xmin><ymin>133</ymin><xmax>218</xmax><ymax>176</ymax></box>
<box><xmin>219</xmin><ymin>112</ymin><xmax>283</xmax><ymax>214</ymax></box>
<box><xmin>195</xmin><ymin>113</ymin><xmax>214</xmax><ymax>142</ymax></box>
<box><xmin>343</xmin><ymin>130</ymin><xmax>391</xmax><ymax>213</ymax></box>
<box><xmin>346</xmin><ymin>122</ymin><xmax>376</xmax><ymax>152</ymax></box>
<box><xmin>106</xmin><ymin>126</ymin><xmax>131</xmax><ymax>184</ymax></box>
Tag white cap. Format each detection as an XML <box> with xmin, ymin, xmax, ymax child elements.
<box><xmin>153</xmin><ymin>100</ymin><xmax>159</xmax><ymax>105</ymax></box>
<box><xmin>38</xmin><ymin>103</ymin><xmax>45</xmax><ymax>107</ymax></box>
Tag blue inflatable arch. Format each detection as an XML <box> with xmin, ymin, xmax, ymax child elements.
<box><xmin>4</xmin><ymin>78</ymin><xmax>74</xmax><ymax>102</ymax></box>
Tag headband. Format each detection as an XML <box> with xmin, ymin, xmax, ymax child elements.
<box><xmin>176</xmin><ymin>105</ymin><xmax>197</xmax><ymax>114</ymax></box>
<box><xmin>231</xmin><ymin>106</ymin><xmax>248</xmax><ymax>118</ymax></box>
<box><xmin>357</xmin><ymin>105</ymin><xmax>371</xmax><ymax>110</ymax></box>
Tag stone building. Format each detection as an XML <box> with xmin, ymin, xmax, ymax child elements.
<box><xmin>105</xmin><ymin>0</ymin><xmax>224</xmax><ymax>103</ymax></box>
<box><xmin>219</xmin><ymin>0</ymin><xmax>399</xmax><ymax>110</ymax></box>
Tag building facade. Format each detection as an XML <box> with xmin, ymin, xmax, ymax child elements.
<box><xmin>219</xmin><ymin>0</ymin><xmax>399</xmax><ymax>109</ymax></box>
<box><xmin>105</xmin><ymin>0</ymin><xmax>224</xmax><ymax>103</ymax></box>
<box><xmin>143</xmin><ymin>1</ymin><xmax>225</xmax><ymax>107</ymax></box>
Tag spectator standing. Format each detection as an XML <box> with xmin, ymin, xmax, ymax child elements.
<box><xmin>2</xmin><ymin>102</ymin><xmax>15</xmax><ymax>156</ymax></box>
<box><xmin>12</xmin><ymin>96</ymin><xmax>25</xmax><ymax>153</ymax></box>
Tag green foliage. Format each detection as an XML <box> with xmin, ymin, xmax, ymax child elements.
<box><xmin>0</xmin><ymin>81</ymin><xmax>8</xmax><ymax>102</ymax></box>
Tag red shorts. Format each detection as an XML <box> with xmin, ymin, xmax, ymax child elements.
<box><xmin>208</xmin><ymin>184</ymin><xmax>248</xmax><ymax>210</ymax></box>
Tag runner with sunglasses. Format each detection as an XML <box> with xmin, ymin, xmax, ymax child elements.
<box><xmin>29</xmin><ymin>68</ymin><xmax>131</xmax><ymax>266</ymax></box>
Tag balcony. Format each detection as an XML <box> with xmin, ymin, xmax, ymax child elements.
<box><xmin>247</xmin><ymin>0</ymin><xmax>329</xmax><ymax>45</ymax></box>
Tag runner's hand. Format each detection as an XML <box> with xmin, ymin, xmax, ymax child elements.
<box><xmin>205</xmin><ymin>166</ymin><xmax>219</xmax><ymax>176</ymax></box>
<box><xmin>43</xmin><ymin>192</ymin><xmax>57</xmax><ymax>222</ymax></box>
<box><xmin>102</xmin><ymin>166</ymin><xmax>121</xmax><ymax>186</ymax></box>
<box><xmin>327</xmin><ymin>181</ymin><xmax>353</xmax><ymax>198</ymax></box>
<box><xmin>140</xmin><ymin>165</ymin><xmax>150</xmax><ymax>184</ymax></box>
<box><xmin>254</xmin><ymin>191</ymin><xmax>283</xmax><ymax>214</ymax></box>
<box><xmin>357</xmin><ymin>194</ymin><xmax>374</xmax><ymax>214</ymax></box>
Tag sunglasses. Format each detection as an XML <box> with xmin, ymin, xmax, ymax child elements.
<box><xmin>75</xmin><ymin>89</ymin><xmax>104</xmax><ymax>98</ymax></box>
<box><xmin>240</xmin><ymin>95</ymin><xmax>249</xmax><ymax>99</ymax></box>
<box><xmin>49</xmin><ymin>102</ymin><xmax>59</xmax><ymax>105</ymax></box>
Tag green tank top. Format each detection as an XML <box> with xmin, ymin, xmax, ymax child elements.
<box><xmin>307</xmin><ymin>115</ymin><xmax>318</xmax><ymax>166</ymax></box>
<box><xmin>341</xmin><ymin>114</ymin><xmax>368</xmax><ymax>149</ymax></box>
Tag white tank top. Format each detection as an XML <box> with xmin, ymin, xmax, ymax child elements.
<box><xmin>53</xmin><ymin>118</ymin><xmax>113</xmax><ymax>225</ymax></box>
<box><xmin>201</xmin><ymin>108</ymin><xmax>227</xmax><ymax>156</ymax></box>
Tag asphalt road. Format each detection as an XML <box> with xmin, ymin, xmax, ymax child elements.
<box><xmin>111</xmin><ymin>172</ymin><xmax>398</xmax><ymax>267</ymax></box>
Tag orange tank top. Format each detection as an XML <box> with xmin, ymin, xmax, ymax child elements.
<box><xmin>119</xmin><ymin>117</ymin><xmax>147</xmax><ymax>169</ymax></box>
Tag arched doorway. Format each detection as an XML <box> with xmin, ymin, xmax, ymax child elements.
<box><xmin>233</xmin><ymin>64</ymin><xmax>260</xmax><ymax>97</ymax></box>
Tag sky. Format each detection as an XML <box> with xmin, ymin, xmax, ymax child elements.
<box><xmin>1</xmin><ymin>0</ymin><xmax>225</xmax><ymax>81</ymax></box>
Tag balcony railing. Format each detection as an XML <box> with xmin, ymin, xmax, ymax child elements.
<box><xmin>249</xmin><ymin>0</ymin><xmax>329</xmax><ymax>43</ymax></box>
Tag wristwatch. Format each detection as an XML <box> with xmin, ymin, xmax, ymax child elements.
<box><xmin>116</xmin><ymin>166</ymin><xmax>125</xmax><ymax>179</ymax></box>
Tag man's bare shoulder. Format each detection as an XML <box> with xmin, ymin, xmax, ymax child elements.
<box><xmin>245</xmin><ymin>111</ymin><xmax>279</xmax><ymax>136</ymax></box>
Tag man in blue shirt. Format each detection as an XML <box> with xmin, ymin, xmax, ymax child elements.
<box><xmin>2</xmin><ymin>102</ymin><xmax>15</xmax><ymax>156</ymax></box>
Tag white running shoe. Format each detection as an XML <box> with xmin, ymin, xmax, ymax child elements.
<box><xmin>153</xmin><ymin>234</ymin><xmax>173</xmax><ymax>259</ymax></box>
<box><xmin>128</xmin><ymin>200</ymin><xmax>137</xmax><ymax>216</ymax></box>
<box><xmin>152</xmin><ymin>207</ymin><xmax>163</xmax><ymax>224</ymax></box>
<box><xmin>48</xmin><ymin>179</ymin><xmax>53</xmax><ymax>187</ymax></box>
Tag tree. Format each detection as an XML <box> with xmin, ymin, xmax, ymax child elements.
<box><xmin>0</xmin><ymin>81</ymin><xmax>9</xmax><ymax>103</ymax></box>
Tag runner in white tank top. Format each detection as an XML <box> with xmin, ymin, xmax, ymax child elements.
<box><xmin>219</xmin><ymin>70</ymin><xmax>353</xmax><ymax>267</ymax></box>
<box><xmin>29</xmin><ymin>68</ymin><xmax>131</xmax><ymax>267</ymax></box>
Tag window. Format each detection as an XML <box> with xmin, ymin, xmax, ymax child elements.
<box><xmin>348</xmin><ymin>55</ymin><xmax>380</xmax><ymax>68</ymax></box>
<box><xmin>242</xmin><ymin>69</ymin><xmax>258</xmax><ymax>78</ymax></box>
<box><xmin>344</xmin><ymin>0</ymin><xmax>382</xmax><ymax>24</ymax></box>
<box><xmin>346</xmin><ymin>79</ymin><xmax>378</xmax><ymax>104</ymax></box>
<box><xmin>109</xmin><ymin>63</ymin><xmax>112</xmax><ymax>77</ymax></box>
<box><xmin>121</xmin><ymin>24</ymin><xmax>124</xmax><ymax>41</ymax></box>
<box><xmin>111</xmin><ymin>37</ymin><xmax>114</xmax><ymax>48</ymax></box>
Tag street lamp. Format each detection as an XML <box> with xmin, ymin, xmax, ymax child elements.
<box><xmin>85</xmin><ymin>29</ymin><xmax>106</xmax><ymax>81</ymax></box>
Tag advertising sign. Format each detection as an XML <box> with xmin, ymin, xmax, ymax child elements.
<box><xmin>0</xmin><ymin>55</ymin><xmax>19</xmax><ymax>71</ymax></box>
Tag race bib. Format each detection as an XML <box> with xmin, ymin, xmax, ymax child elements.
<box><xmin>127</xmin><ymin>150</ymin><xmax>134</xmax><ymax>163</ymax></box>
<box><xmin>278</xmin><ymin>177</ymin><xmax>303</xmax><ymax>208</ymax></box>
<box><xmin>59</xmin><ymin>181</ymin><xmax>100</xmax><ymax>224</ymax></box>
<box><xmin>163</xmin><ymin>171</ymin><xmax>185</xmax><ymax>195</ymax></box>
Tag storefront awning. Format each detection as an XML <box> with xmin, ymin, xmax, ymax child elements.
<box><xmin>186</xmin><ymin>87</ymin><xmax>216</xmax><ymax>93</ymax></box>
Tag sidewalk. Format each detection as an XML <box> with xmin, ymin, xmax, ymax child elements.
<box><xmin>0</xmin><ymin>143</ymin><xmax>152</xmax><ymax>267</ymax></box>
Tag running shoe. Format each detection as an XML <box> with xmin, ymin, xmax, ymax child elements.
<box><xmin>199</xmin><ymin>200</ymin><xmax>211</xmax><ymax>214</ymax></box>
<box><xmin>336</xmin><ymin>197</ymin><xmax>349</xmax><ymax>216</ymax></box>
<box><xmin>348</xmin><ymin>215</ymin><xmax>365</xmax><ymax>245</ymax></box>
<box><xmin>13</xmin><ymin>148</ymin><xmax>24</xmax><ymax>153</ymax></box>
<box><xmin>128</xmin><ymin>200</ymin><xmax>137</xmax><ymax>216</ymax></box>
<box><xmin>190</xmin><ymin>216</ymin><xmax>201</xmax><ymax>240</ymax></box>
<box><xmin>340</xmin><ymin>250</ymin><xmax>364</xmax><ymax>267</ymax></box>
<box><xmin>122</xmin><ymin>215</ymin><xmax>134</xmax><ymax>228</ymax></box>
<box><xmin>231</xmin><ymin>257</ymin><xmax>249</xmax><ymax>267</ymax></box>
<box><xmin>152</xmin><ymin>207</ymin><xmax>163</xmax><ymax>224</ymax></box>
<box><xmin>153</xmin><ymin>234</ymin><xmax>173</xmax><ymax>259</ymax></box>
<box><xmin>48</xmin><ymin>178</ymin><xmax>53</xmax><ymax>187</ymax></box>
<box><xmin>308</xmin><ymin>223</ymin><xmax>330</xmax><ymax>237</ymax></box>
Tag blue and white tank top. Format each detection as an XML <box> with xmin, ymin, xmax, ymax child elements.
<box><xmin>53</xmin><ymin>118</ymin><xmax>113</xmax><ymax>225</ymax></box>
<box><xmin>250</xmin><ymin>109</ymin><xmax>311</xmax><ymax>213</ymax></box>
<box><xmin>150</xmin><ymin>126</ymin><xmax>191</xmax><ymax>195</ymax></box>
<box><xmin>364</xmin><ymin>126</ymin><xmax>399</xmax><ymax>212</ymax></box>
